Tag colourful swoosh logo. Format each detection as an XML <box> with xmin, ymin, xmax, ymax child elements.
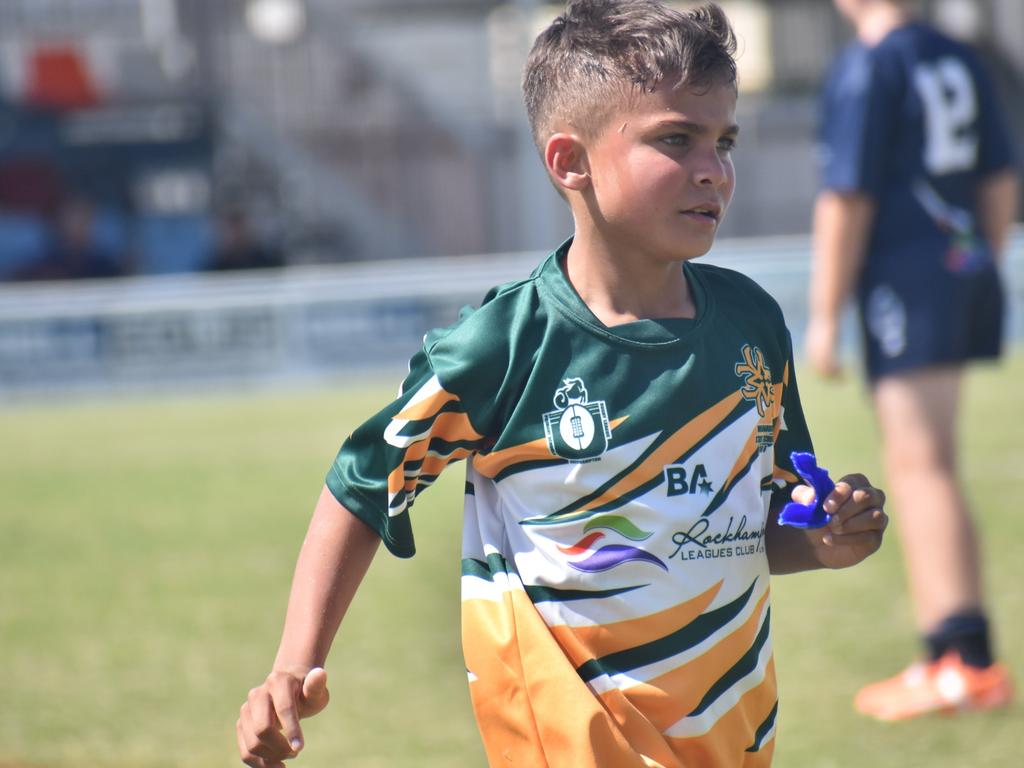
<box><xmin>557</xmin><ymin>515</ymin><xmax>665</xmax><ymax>573</ymax></box>
<box><xmin>558</xmin><ymin>531</ymin><xmax>605</xmax><ymax>555</ymax></box>
<box><xmin>583</xmin><ymin>514</ymin><xmax>653</xmax><ymax>541</ymax></box>
<box><xmin>568</xmin><ymin>545</ymin><xmax>668</xmax><ymax>573</ymax></box>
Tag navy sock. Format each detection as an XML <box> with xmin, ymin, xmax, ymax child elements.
<box><xmin>924</xmin><ymin>612</ymin><xmax>993</xmax><ymax>668</ymax></box>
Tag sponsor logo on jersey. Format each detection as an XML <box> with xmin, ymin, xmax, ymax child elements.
<box><xmin>664</xmin><ymin>463</ymin><xmax>714</xmax><ymax>497</ymax></box>
<box><xmin>557</xmin><ymin>514</ymin><xmax>667</xmax><ymax>573</ymax></box>
<box><xmin>735</xmin><ymin>344</ymin><xmax>774</xmax><ymax>418</ymax></box>
<box><xmin>668</xmin><ymin>515</ymin><xmax>767</xmax><ymax>562</ymax></box>
<box><xmin>543</xmin><ymin>378</ymin><xmax>613</xmax><ymax>463</ymax></box>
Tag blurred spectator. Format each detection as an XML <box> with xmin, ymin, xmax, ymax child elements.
<box><xmin>0</xmin><ymin>156</ymin><xmax>64</xmax><ymax>217</ymax></box>
<box><xmin>809</xmin><ymin>0</ymin><xmax>1019</xmax><ymax>723</ymax></box>
<box><xmin>205</xmin><ymin>209</ymin><xmax>283</xmax><ymax>271</ymax></box>
<box><xmin>13</xmin><ymin>197</ymin><xmax>125</xmax><ymax>280</ymax></box>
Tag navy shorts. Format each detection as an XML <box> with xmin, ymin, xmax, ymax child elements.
<box><xmin>857</xmin><ymin>261</ymin><xmax>1004</xmax><ymax>381</ymax></box>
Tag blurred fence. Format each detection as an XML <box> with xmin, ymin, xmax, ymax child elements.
<box><xmin>1</xmin><ymin>229</ymin><xmax>1022</xmax><ymax>399</ymax></box>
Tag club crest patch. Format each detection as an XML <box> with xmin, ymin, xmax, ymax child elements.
<box><xmin>735</xmin><ymin>343</ymin><xmax>774</xmax><ymax>418</ymax></box>
<box><xmin>543</xmin><ymin>378</ymin><xmax>612</xmax><ymax>463</ymax></box>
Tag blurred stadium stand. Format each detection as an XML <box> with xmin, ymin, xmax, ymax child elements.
<box><xmin>0</xmin><ymin>0</ymin><xmax>1020</xmax><ymax>395</ymax></box>
<box><xmin>0</xmin><ymin>229</ymin><xmax>1021</xmax><ymax>397</ymax></box>
<box><xmin>0</xmin><ymin>0</ymin><xmax>1019</xmax><ymax>274</ymax></box>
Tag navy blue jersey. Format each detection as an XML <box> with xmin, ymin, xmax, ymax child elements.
<box><xmin>818</xmin><ymin>22</ymin><xmax>1016</xmax><ymax>275</ymax></box>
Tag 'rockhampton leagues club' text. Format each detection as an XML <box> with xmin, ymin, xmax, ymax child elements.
<box><xmin>669</xmin><ymin>515</ymin><xmax>767</xmax><ymax>561</ymax></box>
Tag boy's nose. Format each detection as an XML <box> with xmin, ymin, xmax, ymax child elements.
<box><xmin>694</xmin><ymin>150</ymin><xmax>730</xmax><ymax>187</ymax></box>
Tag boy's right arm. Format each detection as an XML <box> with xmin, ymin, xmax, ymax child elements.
<box><xmin>237</xmin><ymin>485</ymin><xmax>381</xmax><ymax>767</ymax></box>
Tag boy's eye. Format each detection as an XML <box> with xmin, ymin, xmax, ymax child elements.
<box><xmin>661</xmin><ymin>133</ymin><xmax>690</xmax><ymax>147</ymax></box>
<box><xmin>717</xmin><ymin>136</ymin><xmax>738</xmax><ymax>152</ymax></box>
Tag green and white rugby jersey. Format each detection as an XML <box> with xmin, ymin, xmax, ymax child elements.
<box><xmin>328</xmin><ymin>239</ymin><xmax>812</xmax><ymax>767</ymax></box>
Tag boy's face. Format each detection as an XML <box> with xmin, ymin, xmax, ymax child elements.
<box><xmin>577</xmin><ymin>79</ymin><xmax>738</xmax><ymax>263</ymax></box>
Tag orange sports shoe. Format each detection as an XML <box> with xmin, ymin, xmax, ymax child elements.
<box><xmin>854</xmin><ymin>652</ymin><xmax>1014</xmax><ymax>722</ymax></box>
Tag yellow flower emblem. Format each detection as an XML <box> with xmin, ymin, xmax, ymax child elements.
<box><xmin>735</xmin><ymin>344</ymin><xmax>773</xmax><ymax>417</ymax></box>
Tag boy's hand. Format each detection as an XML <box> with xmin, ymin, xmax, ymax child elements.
<box><xmin>792</xmin><ymin>474</ymin><xmax>887</xmax><ymax>569</ymax></box>
<box><xmin>237</xmin><ymin>666</ymin><xmax>330</xmax><ymax>767</ymax></box>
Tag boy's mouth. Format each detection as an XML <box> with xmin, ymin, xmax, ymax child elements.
<box><xmin>681</xmin><ymin>204</ymin><xmax>721</xmax><ymax>222</ymax></box>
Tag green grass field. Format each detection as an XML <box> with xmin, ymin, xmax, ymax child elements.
<box><xmin>1</xmin><ymin>353</ymin><xmax>1021</xmax><ymax>768</ymax></box>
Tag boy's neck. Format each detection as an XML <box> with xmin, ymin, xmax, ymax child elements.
<box><xmin>564</xmin><ymin>231</ymin><xmax>697</xmax><ymax>327</ymax></box>
<box><xmin>856</xmin><ymin>4</ymin><xmax>916</xmax><ymax>45</ymax></box>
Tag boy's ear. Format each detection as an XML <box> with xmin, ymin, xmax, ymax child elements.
<box><xmin>545</xmin><ymin>133</ymin><xmax>591</xmax><ymax>192</ymax></box>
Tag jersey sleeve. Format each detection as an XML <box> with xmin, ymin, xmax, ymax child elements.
<box><xmin>769</xmin><ymin>331</ymin><xmax>815</xmax><ymax>510</ymax></box>
<box><xmin>818</xmin><ymin>47</ymin><xmax>900</xmax><ymax>197</ymax></box>
<box><xmin>326</xmin><ymin>340</ymin><xmax>490</xmax><ymax>558</ymax></box>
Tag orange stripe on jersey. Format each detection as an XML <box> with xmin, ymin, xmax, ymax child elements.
<box><xmin>419</xmin><ymin>448</ymin><xmax>473</xmax><ymax>480</ymax></box>
<box><xmin>549</xmin><ymin>580</ymin><xmax>724</xmax><ymax>668</ymax></box>
<box><xmin>386</xmin><ymin>411</ymin><xmax>484</xmax><ymax>494</ymax></box>
<box><xmin>667</xmin><ymin>657</ymin><xmax>778</xmax><ymax>768</ymax></box>
<box><xmin>471</xmin><ymin>435</ymin><xmax>550</xmax><ymax>478</ymax></box>
<box><xmin>615</xmin><ymin>588</ymin><xmax>771</xmax><ymax>731</ymax></box>
<box><xmin>770</xmin><ymin>360</ymin><xmax>789</xmax><ymax>441</ymax></box>
<box><xmin>387</xmin><ymin>465</ymin><xmax>404</xmax><ymax>496</ymax></box>
<box><xmin>463</xmin><ymin>589</ymin><xmax>650</xmax><ymax>768</ymax></box>
<box><xmin>395</xmin><ymin>393</ymin><xmax>456</xmax><ymax>423</ymax></box>
<box><xmin>720</xmin><ymin>427</ymin><xmax>760</xmax><ymax>497</ymax></box>
<box><xmin>394</xmin><ymin>385</ymin><xmax>459</xmax><ymax>422</ymax></box>
<box><xmin>419</xmin><ymin>409</ymin><xmax>484</xmax><ymax>445</ymax></box>
<box><xmin>472</xmin><ymin>417</ymin><xmax>629</xmax><ymax>479</ymax></box>
<box><xmin>590</xmin><ymin>692</ymin><xmax>687</xmax><ymax>768</ymax></box>
<box><xmin>773</xmin><ymin>468</ymin><xmax>799</xmax><ymax>485</ymax></box>
<box><xmin>772</xmin><ymin>360</ymin><xmax>798</xmax><ymax>486</ymax></box>
<box><xmin>570</xmin><ymin>391</ymin><xmax>743</xmax><ymax>515</ymax></box>
<box><xmin>462</xmin><ymin>595</ymin><xmax>547</xmax><ymax>764</ymax></box>
<box><xmin>389</xmin><ymin>449</ymin><xmax>472</xmax><ymax>498</ymax></box>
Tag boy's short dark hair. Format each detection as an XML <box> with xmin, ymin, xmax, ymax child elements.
<box><xmin>523</xmin><ymin>0</ymin><xmax>737</xmax><ymax>155</ymax></box>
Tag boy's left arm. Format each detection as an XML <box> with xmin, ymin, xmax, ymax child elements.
<box><xmin>766</xmin><ymin>474</ymin><xmax>887</xmax><ymax>574</ymax></box>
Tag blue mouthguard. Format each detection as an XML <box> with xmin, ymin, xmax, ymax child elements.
<box><xmin>778</xmin><ymin>451</ymin><xmax>835</xmax><ymax>529</ymax></box>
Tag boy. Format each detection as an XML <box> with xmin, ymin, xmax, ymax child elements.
<box><xmin>238</xmin><ymin>2</ymin><xmax>888</xmax><ymax>765</ymax></box>
<box><xmin>808</xmin><ymin>0</ymin><xmax>1018</xmax><ymax>721</ymax></box>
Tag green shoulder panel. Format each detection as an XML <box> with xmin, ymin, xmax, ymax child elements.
<box><xmin>326</xmin><ymin>267</ymin><xmax>550</xmax><ymax>556</ymax></box>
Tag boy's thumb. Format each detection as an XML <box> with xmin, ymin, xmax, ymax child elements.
<box><xmin>299</xmin><ymin>667</ymin><xmax>330</xmax><ymax>717</ymax></box>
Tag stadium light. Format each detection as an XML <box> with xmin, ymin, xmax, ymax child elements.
<box><xmin>245</xmin><ymin>0</ymin><xmax>307</xmax><ymax>45</ymax></box>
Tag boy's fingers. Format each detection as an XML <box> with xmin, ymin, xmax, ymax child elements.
<box><xmin>244</xmin><ymin>688</ymin><xmax>276</xmax><ymax>749</ymax></box>
<box><xmin>239</xmin><ymin>667</ymin><xmax>327</xmax><ymax>765</ymax></box>
<box><xmin>826</xmin><ymin>484</ymin><xmax>885</xmax><ymax>525</ymax></box>
<box><xmin>822</xmin><ymin>529</ymin><xmax>884</xmax><ymax>551</ymax></box>
<box><xmin>824</xmin><ymin>474</ymin><xmax>875</xmax><ymax>507</ymax></box>
<box><xmin>268</xmin><ymin>676</ymin><xmax>304</xmax><ymax>754</ymax></box>
<box><xmin>838</xmin><ymin>473</ymin><xmax>870</xmax><ymax>490</ymax></box>
<box><xmin>847</xmin><ymin>485</ymin><xmax>884</xmax><ymax>507</ymax></box>
<box><xmin>243</xmin><ymin>687</ymin><xmax>294</xmax><ymax>759</ymax></box>
<box><xmin>238</xmin><ymin>725</ymin><xmax>284</xmax><ymax>768</ymax></box>
<box><xmin>864</xmin><ymin>486</ymin><xmax>886</xmax><ymax>508</ymax></box>
<box><xmin>791</xmin><ymin>484</ymin><xmax>815</xmax><ymax>504</ymax></box>
<box><xmin>300</xmin><ymin>667</ymin><xmax>330</xmax><ymax>717</ymax></box>
<box><xmin>238</xmin><ymin>704</ymin><xmax>276</xmax><ymax>763</ymax></box>
<box><xmin>238</xmin><ymin>718</ymin><xmax>261</xmax><ymax>767</ymax></box>
<box><xmin>829</xmin><ymin>506</ymin><xmax>887</xmax><ymax>535</ymax></box>
<box><xmin>822</xmin><ymin>481</ymin><xmax>853</xmax><ymax>514</ymax></box>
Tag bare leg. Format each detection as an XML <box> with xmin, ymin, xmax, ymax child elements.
<box><xmin>872</xmin><ymin>365</ymin><xmax>983</xmax><ymax>633</ymax></box>
<box><xmin>853</xmin><ymin>366</ymin><xmax>1012</xmax><ymax>721</ymax></box>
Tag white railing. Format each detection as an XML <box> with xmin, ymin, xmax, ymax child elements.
<box><xmin>1</xmin><ymin>229</ymin><xmax>1021</xmax><ymax>398</ymax></box>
